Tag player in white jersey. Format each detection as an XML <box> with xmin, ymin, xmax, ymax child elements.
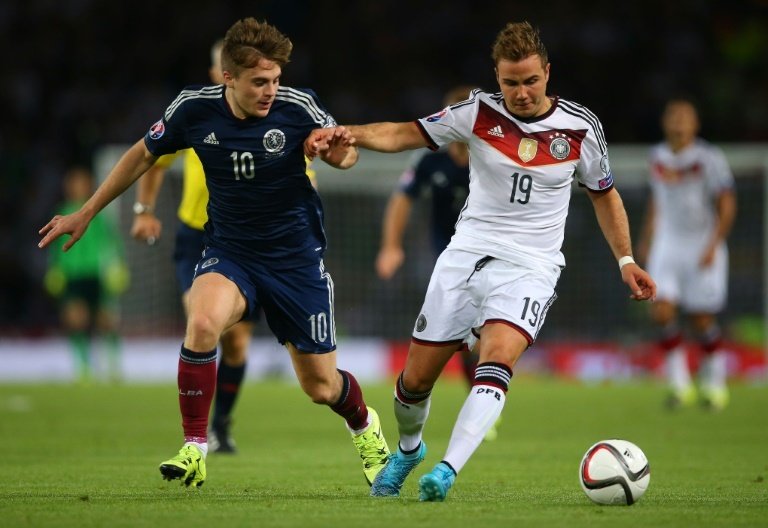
<box><xmin>637</xmin><ymin>98</ymin><xmax>736</xmax><ymax>411</ymax></box>
<box><xmin>306</xmin><ymin>21</ymin><xmax>655</xmax><ymax>502</ymax></box>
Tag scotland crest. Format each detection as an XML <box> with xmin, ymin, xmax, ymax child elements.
<box><xmin>263</xmin><ymin>129</ymin><xmax>286</xmax><ymax>153</ymax></box>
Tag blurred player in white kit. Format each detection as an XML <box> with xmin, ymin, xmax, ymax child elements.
<box><xmin>637</xmin><ymin>97</ymin><xmax>737</xmax><ymax>411</ymax></box>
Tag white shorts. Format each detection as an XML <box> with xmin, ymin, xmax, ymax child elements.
<box><xmin>412</xmin><ymin>249</ymin><xmax>560</xmax><ymax>345</ymax></box>
<box><xmin>647</xmin><ymin>241</ymin><xmax>728</xmax><ymax>313</ymax></box>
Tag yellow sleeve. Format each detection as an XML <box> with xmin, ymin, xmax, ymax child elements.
<box><xmin>177</xmin><ymin>149</ymin><xmax>209</xmax><ymax>230</ymax></box>
<box><xmin>155</xmin><ymin>151</ymin><xmax>182</xmax><ymax>169</ymax></box>
<box><xmin>305</xmin><ymin>156</ymin><xmax>317</xmax><ymax>184</ymax></box>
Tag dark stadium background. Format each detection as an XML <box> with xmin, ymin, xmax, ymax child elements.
<box><xmin>0</xmin><ymin>0</ymin><xmax>766</xmax><ymax>342</ymax></box>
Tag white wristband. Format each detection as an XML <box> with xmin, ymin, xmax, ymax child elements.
<box><xmin>618</xmin><ymin>256</ymin><xmax>635</xmax><ymax>269</ymax></box>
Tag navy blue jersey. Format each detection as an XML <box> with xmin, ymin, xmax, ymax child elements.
<box><xmin>144</xmin><ymin>84</ymin><xmax>335</xmax><ymax>268</ymax></box>
<box><xmin>399</xmin><ymin>150</ymin><xmax>470</xmax><ymax>256</ymax></box>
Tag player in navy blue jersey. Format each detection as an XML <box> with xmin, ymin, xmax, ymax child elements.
<box><xmin>39</xmin><ymin>17</ymin><xmax>389</xmax><ymax>489</ymax></box>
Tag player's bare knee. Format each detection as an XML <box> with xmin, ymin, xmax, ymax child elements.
<box><xmin>650</xmin><ymin>301</ymin><xmax>676</xmax><ymax>326</ymax></box>
<box><xmin>689</xmin><ymin>314</ymin><xmax>716</xmax><ymax>335</ymax></box>
<box><xmin>185</xmin><ymin>312</ymin><xmax>222</xmax><ymax>349</ymax></box>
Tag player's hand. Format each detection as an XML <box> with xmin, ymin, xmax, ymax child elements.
<box><xmin>304</xmin><ymin>128</ymin><xmax>332</xmax><ymax>159</ymax></box>
<box><xmin>320</xmin><ymin>127</ymin><xmax>356</xmax><ymax>167</ymax></box>
<box><xmin>304</xmin><ymin>127</ymin><xmax>355</xmax><ymax>159</ymax></box>
<box><xmin>130</xmin><ymin>213</ymin><xmax>162</xmax><ymax>246</ymax></box>
<box><xmin>699</xmin><ymin>242</ymin><xmax>717</xmax><ymax>268</ymax></box>
<box><xmin>375</xmin><ymin>245</ymin><xmax>405</xmax><ymax>280</ymax></box>
<box><xmin>620</xmin><ymin>263</ymin><xmax>656</xmax><ymax>301</ymax></box>
<box><xmin>38</xmin><ymin>211</ymin><xmax>91</xmax><ymax>252</ymax></box>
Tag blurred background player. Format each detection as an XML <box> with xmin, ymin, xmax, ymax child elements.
<box><xmin>375</xmin><ymin>87</ymin><xmax>473</xmax><ymax>279</ymax></box>
<box><xmin>130</xmin><ymin>39</ymin><xmax>317</xmax><ymax>453</ymax></box>
<box><xmin>637</xmin><ymin>97</ymin><xmax>736</xmax><ymax>411</ymax></box>
<box><xmin>375</xmin><ymin>85</ymin><xmax>499</xmax><ymax>440</ymax></box>
<box><xmin>44</xmin><ymin>166</ymin><xmax>129</xmax><ymax>382</ymax></box>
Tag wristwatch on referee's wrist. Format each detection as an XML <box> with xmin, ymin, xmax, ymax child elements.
<box><xmin>132</xmin><ymin>202</ymin><xmax>154</xmax><ymax>215</ymax></box>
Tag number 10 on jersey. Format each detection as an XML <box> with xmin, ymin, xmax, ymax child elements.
<box><xmin>231</xmin><ymin>151</ymin><xmax>255</xmax><ymax>180</ymax></box>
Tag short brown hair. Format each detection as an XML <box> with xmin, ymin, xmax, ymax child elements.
<box><xmin>222</xmin><ymin>18</ymin><xmax>293</xmax><ymax>76</ymax></box>
<box><xmin>491</xmin><ymin>21</ymin><xmax>548</xmax><ymax>67</ymax></box>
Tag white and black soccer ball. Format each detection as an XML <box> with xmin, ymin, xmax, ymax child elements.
<box><xmin>579</xmin><ymin>439</ymin><xmax>650</xmax><ymax>505</ymax></box>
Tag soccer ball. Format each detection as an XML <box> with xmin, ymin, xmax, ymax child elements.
<box><xmin>579</xmin><ymin>439</ymin><xmax>650</xmax><ymax>505</ymax></box>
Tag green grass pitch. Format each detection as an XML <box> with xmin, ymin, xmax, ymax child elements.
<box><xmin>2</xmin><ymin>377</ymin><xmax>766</xmax><ymax>527</ymax></box>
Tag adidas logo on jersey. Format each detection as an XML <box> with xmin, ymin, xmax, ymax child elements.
<box><xmin>487</xmin><ymin>125</ymin><xmax>504</xmax><ymax>138</ymax></box>
<box><xmin>203</xmin><ymin>132</ymin><xmax>219</xmax><ymax>145</ymax></box>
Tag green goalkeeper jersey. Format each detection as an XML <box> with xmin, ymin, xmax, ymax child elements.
<box><xmin>48</xmin><ymin>201</ymin><xmax>124</xmax><ymax>280</ymax></box>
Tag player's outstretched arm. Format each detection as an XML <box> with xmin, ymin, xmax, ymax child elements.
<box><xmin>305</xmin><ymin>122</ymin><xmax>428</xmax><ymax>160</ymax></box>
<box><xmin>588</xmin><ymin>188</ymin><xmax>656</xmax><ymax>301</ymax></box>
<box><xmin>348</xmin><ymin>122</ymin><xmax>427</xmax><ymax>153</ymax></box>
<box><xmin>39</xmin><ymin>139</ymin><xmax>158</xmax><ymax>251</ymax></box>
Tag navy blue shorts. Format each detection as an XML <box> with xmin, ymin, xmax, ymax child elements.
<box><xmin>174</xmin><ymin>224</ymin><xmax>261</xmax><ymax>322</ymax></box>
<box><xmin>192</xmin><ymin>246</ymin><xmax>336</xmax><ymax>353</ymax></box>
<box><xmin>173</xmin><ymin>223</ymin><xmax>206</xmax><ymax>293</ymax></box>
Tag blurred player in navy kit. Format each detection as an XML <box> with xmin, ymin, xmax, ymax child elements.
<box><xmin>375</xmin><ymin>86</ymin><xmax>499</xmax><ymax>440</ymax></box>
<box><xmin>375</xmin><ymin>87</ymin><xmax>473</xmax><ymax>280</ymax></box>
<box><xmin>39</xmin><ymin>17</ymin><xmax>389</xmax><ymax>489</ymax></box>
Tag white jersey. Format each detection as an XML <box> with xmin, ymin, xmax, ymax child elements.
<box><xmin>647</xmin><ymin>139</ymin><xmax>734</xmax><ymax>246</ymax></box>
<box><xmin>646</xmin><ymin>139</ymin><xmax>733</xmax><ymax>312</ymax></box>
<box><xmin>417</xmin><ymin>90</ymin><xmax>613</xmax><ymax>270</ymax></box>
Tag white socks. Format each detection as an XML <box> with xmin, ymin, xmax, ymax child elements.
<box><xmin>700</xmin><ymin>351</ymin><xmax>727</xmax><ymax>391</ymax></box>
<box><xmin>666</xmin><ymin>346</ymin><xmax>693</xmax><ymax>392</ymax></box>
<box><xmin>394</xmin><ymin>394</ymin><xmax>431</xmax><ymax>452</ymax></box>
<box><xmin>442</xmin><ymin>362</ymin><xmax>512</xmax><ymax>474</ymax></box>
<box><xmin>443</xmin><ymin>384</ymin><xmax>506</xmax><ymax>473</ymax></box>
<box><xmin>185</xmin><ymin>441</ymin><xmax>208</xmax><ymax>458</ymax></box>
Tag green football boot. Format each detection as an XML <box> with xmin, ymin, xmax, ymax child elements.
<box><xmin>159</xmin><ymin>444</ymin><xmax>206</xmax><ymax>488</ymax></box>
<box><xmin>351</xmin><ymin>407</ymin><xmax>390</xmax><ymax>485</ymax></box>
